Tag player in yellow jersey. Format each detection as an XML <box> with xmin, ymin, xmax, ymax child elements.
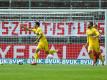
<box><xmin>93</xmin><ymin>24</ymin><xmax>105</xmax><ymax>65</ymax></box>
<box><xmin>85</xmin><ymin>22</ymin><xmax>101</xmax><ymax>66</ymax></box>
<box><xmin>22</xmin><ymin>22</ymin><xmax>59</xmax><ymax>65</ymax></box>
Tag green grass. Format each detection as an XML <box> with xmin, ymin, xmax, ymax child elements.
<box><xmin>0</xmin><ymin>64</ymin><xmax>107</xmax><ymax>80</ymax></box>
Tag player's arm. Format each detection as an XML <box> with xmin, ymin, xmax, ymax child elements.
<box><xmin>21</xmin><ymin>25</ymin><xmax>33</xmax><ymax>31</ymax></box>
<box><xmin>93</xmin><ymin>29</ymin><xmax>100</xmax><ymax>38</ymax></box>
<box><xmin>34</xmin><ymin>34</ymin><xmax>42</xmax><ymax>44</ymax></box>
<box><xmin>84</xmin><ymin>30</ymin><xmax>89</xmax><ymax>48</ymax></box>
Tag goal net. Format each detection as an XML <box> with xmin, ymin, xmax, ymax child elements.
<box><xmin>0</xmin><ymin>9</ymin><xmax>106</xmax><ymax>64</ymax></box>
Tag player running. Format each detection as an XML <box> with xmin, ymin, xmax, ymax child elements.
<box><xmin>22</xmin><ymin>21</ymin><xmax>59</xmax><ymax>65</ymax></box>
<box><xmin>84</xmin><ymin>22</ymin><xmax>102</xmax><ymax>66</ymax></box>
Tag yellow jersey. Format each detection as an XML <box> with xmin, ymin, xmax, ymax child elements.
<box><xmin>86</xmin><ymin>27</ymin><xmax>100</xmax><ymax>46</ymax></box>
<box><xmin>32</xmin><ymin>27</ymin><xmax>47</xmax><ymax>42</ymax></box>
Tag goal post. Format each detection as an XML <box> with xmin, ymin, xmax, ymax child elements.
<box><xmin>0</xmin><ymin>9</ymin><xmax>106</xmax><ymax>64</ymax></box>
<box><xmin>105</xmin><ymin>10</ymin><xmax>107</xmax><ymax>64</ymax></box>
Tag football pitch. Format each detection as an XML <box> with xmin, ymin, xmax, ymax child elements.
<box><xmin>0</xmin><ymin>64</ymin><xmax>107</xmax><ymax>80</ymax></box>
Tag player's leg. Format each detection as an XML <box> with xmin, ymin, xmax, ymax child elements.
<box><xmin>49</xmin><ymin>50</ymin><xmax>58</xmax><ymax>54</ymax></box>
<box><xmin>88</xmin><ymin>50</ymin><xmax>97</xmax><ymax>66</ymax></box>
<box><xmin>88</xmin><ymin>46</ymin><xmax>97</xmax><ymax>66</ymax></box>
<box><xmin>44</xmin><ymin>41</ymin><xmax>58</xmax><ymax>55</ymax></box>
<box><xmin>95</xmin><ymin>46</ymin><xmax>105</xmax><ymax>66</ymax></box>
<box><xmin>31</xmin><ymin>48</ymin><xmax>40</xmax><ymax>65</ymax></box>
<box><xmin>88</xmin><ymin>46</ymin><xmax>94</xmax><ymax>59</ymax></box>
<box><xmin>93</xmin><ymin>51</ymin><xmax>99</xmax><ymax>66</ymax></box>
<box><xmin>32</xmin><ymin>42</ymin><xmax>42</xmax><ymax>65</ymax></box>
<box><xmin>34</xmin><ymin>48</ymin><xmax>40</xmax><ymax>61</ymax></box>
<box><xmin>99</xmin><ymin>53</ymin><xmax>105</xmax><ymax>66</ymax></box>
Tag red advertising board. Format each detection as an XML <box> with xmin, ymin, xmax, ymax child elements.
<box><xmin>0</xmin><ymin>44</ymin><xmax>105</xmax><ymax>59</ymax></box>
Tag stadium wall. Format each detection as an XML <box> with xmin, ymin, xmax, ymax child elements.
<box><xmin>0</xmin><ymin>9</ymin><xmax>106</xmax><ymax>64</ymax></box>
